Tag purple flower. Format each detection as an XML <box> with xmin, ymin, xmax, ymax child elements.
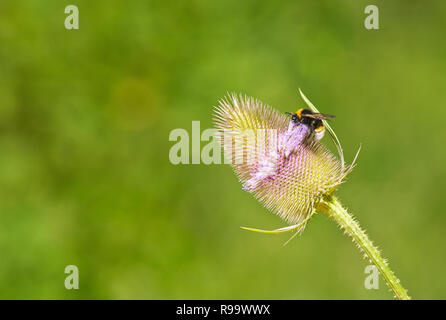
<box><xmin>214</xmin><ymin>94</ymin><xmax>350</xmax><ymax>230</ymax></box>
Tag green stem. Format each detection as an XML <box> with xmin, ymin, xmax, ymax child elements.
<box><xmin>318</xmin><ymin>194</ymin><xmax>410</xmax><ymax>300</ymax></box>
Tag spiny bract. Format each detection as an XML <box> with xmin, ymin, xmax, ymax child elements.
<box><xmin>214</xmin><ymin>94</ymin><xmax>347</xmax><ymax>228</ymax></box>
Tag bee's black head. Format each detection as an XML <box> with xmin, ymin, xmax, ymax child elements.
<box><xmin>286</xmin><ymin>108</ymin><xmax>312</xmax><ymax>124</ymax></box>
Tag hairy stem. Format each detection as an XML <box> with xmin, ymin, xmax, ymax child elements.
<box><xmin>318</xmin><ymin>194</ymin><xmax>410</xmax><ymax>300</ymax></box>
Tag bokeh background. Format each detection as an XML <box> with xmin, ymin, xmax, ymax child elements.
<box><xmin>0</xmin><ymin>0</ymin><xmax>445</xmax><ymax>299</ymax></box>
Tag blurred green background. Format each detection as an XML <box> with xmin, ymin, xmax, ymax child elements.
<box><xmin>0</xmin><ymin>0</ymin><xmax>445</xmax><ymax>299</ymax></box>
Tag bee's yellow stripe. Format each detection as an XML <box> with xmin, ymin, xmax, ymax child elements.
<box><xmin>296</xmin><ymin>108</ymin><xmax>304</xmax><ymax>120</ymax></box>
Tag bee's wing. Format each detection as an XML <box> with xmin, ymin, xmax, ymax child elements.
<box><xmin>303</xmin><ymin>112</ymin><xmax>336</xmax><ymax>120</ymax></box>
<box><xmin>317</xmin><ymin>112</ymin><xmax>336</xmax><ymax>119</ymax></box>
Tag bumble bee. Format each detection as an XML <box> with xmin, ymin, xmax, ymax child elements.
<box><xmin>286</xmin><ymin>108</ymin><xmax>335</xmax><ymax>141</ymax></box>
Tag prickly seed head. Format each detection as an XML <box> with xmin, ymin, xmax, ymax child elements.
<box><xmin>213</xmin><ymin>94</ymin><xmax>346</xmax><ymax>226</ymax></box>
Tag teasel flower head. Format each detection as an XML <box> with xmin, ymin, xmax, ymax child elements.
<box><xmin>212</xmin><ymin>90</ymin><xmax>411</xmax><ymax>300</ymax></box>
<box><xmin>213</xmin><ymin>90</ymin><xmax>356</xmax><ymax>234</ymax></box>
